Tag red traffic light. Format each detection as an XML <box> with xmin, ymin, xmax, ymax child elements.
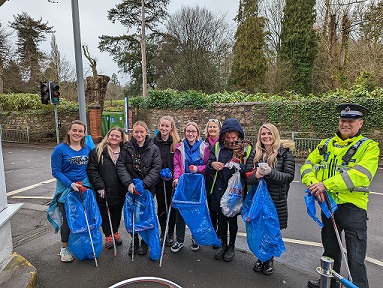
<box><xmin>49</xmin><ymin>81</ymin><xmax>60</xmax><ymax>104</ymax></box>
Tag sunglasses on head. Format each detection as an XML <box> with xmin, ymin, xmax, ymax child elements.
<box><xmin>208</xmin><ymin>119</ymin><xmax>222</xmax><ymax>126</ymax></box>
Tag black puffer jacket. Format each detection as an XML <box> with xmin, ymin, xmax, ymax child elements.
<box><xmin>153</xmin><ymin>133</ymin><xmax>175</xmax><ymax>187</ymax></box>
<box><xmin>87</xmin><ymin>145</ymin><xmax>126</xmax><ymax>206</ymax></box>
<box><xmin>245</xmin><ymin>141</ymin><xmax>295</xmax><ymax>229</ymax></box>
<box><xmin>116</xmin><ymin>136</ymin><xmax>162</xmax><ymax>195</ymax></box>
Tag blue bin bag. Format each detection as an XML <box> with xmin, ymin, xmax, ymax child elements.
<box><xmin>172</xmin><ymin>173</ymin><xmax>221</xmax><ymax>247</ymax></box>
<box><xmin>68</xmin><ymin>229</ymin><xmax>103</xmax><ymax>261</ymax></box>
<box><xmin>65</xmin><ymin>189</ymin><xmax>102</xmax><ymax>260</ymax></box>
<box><xmin>304</xmin><ymin>189</ymin><xmax>338</xmax><ymax>228</ymax></box>
<box><xmin>241</xmin><ymin>179</ymin><xmax>285</xmax><ymax>262</ymax></box>
<box><xmin>124</xmin><ymin>188</ymin><xmax>161</xmax><ymax>261</ymax></box>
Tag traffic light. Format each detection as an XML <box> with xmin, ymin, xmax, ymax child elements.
<box><xmin>50</xmin><ymin>81</ymin><xmax>60</xmax><ymax>104</ymax></box>
<box><xmin>40</xmin><ymin>81</ymin><xmax>50</xmax><ymax>105</ymax></box>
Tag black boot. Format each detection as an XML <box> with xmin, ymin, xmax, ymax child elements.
<box><xmin>215</xmin><ymin>245</ymin><xmax>227</xmax><ymax>260</ymax></box>
<box><xmin>137</xmin><ymin>239</ymin><xmax>148</xmax><ymax>255</ymax></box>
<box><xmin>253</xmin><ymin>259</ymin><xmax>264</xmax><ymax>272</ymax></box>
<box><xmin>128</xmin><ymin>235</ymin><xmax>139</xmax><ymax>255</ymax></box>
<box><xmin>307</xmin><ymin>279</ymin><xmax>320</xmax><ymax>288</ymax></box>
<box><xmin>262</xmin><ymin>257</ymin><xmax>274</xmax><ymax>275</ymax></box>
<box><xmin>223</xmin><ymin>244</ymin><xmax>235</xmax><ymax>262</ymax></box>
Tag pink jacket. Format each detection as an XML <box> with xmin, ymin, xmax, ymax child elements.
<box><xmin>173</xmin><ymin>140</ymin><xmax>210</xmax><ymax>180</ymax></box>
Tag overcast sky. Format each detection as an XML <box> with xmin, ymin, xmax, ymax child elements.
<box><xmin>0</xmin><ymin>0</ymin><xmax>238</xmax><ymax>85</ymax></box>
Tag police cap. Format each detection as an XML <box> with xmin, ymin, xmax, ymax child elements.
<box><xmin>336</xmin><ymin>103</ymin><xmax>368</xmax><ymax>119</ymax></box>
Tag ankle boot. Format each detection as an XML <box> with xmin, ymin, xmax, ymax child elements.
<box><xmin>215</xmin><ymin>245</ymin><xmax>227</xmax><ymax>260</ymax></box>
<box><xmin>223</xmin><ymin>244</ymin><xmax>235</xmax><ymax>262</ymax></box>
<box><xmin>262</xmin><ymin>257</ymin><xmax>274</xmax><ymax>275</ymax></box>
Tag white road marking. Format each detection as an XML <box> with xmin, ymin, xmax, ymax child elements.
<box><xmin>6</xmin><ymin>178</ymin><xmax>56</xmax><ymax>196</ymax></box>
<box><xmin>237</xmin><ymin>232</ymin><xmax>383</xmax><ymax>267</ymax></box>
<box><xmin>11</xmin><ymin>196</ymin><xmax>53</xmax><ymax>200</ymax></box>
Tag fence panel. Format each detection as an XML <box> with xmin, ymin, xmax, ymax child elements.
<box><xmin>0</xmin><ymin>125</ymin><xmax>30</xmax><ymax>143</ymax></box>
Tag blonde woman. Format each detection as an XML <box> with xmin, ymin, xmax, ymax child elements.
<box><xmin>153</xmin><ymin>116</ymin><xmax>181</xmax><ymax>247</ymax></box>
<box><xmin>87</xmin><ymin>127</ymin><xmax>127</xmax><ymax>250</ymax></box>
<box><xmin>204</xmin><ymin>118</ymin><xmax>222</xmax><ymax>148</ymax></box>
<box><xmin>245</xmin><ymin>123</ymin><xmax>295</xmax><ymax>275</ymax></box>
<box><xmin>116</xmin><ymin>121</ymin><xmax>162</xmax><ymax>257</ymax></box>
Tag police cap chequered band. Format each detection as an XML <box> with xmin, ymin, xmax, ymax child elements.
<box><xmin>208</xmin><ymin>119</ymin><xmax>222</xmax><ymax>126</ymax></box>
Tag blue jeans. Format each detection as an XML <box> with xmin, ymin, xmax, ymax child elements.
<box><xmin>321</xmin><ymin>203</ymin><xmax>368</xmax><ymax>288</ymax></box>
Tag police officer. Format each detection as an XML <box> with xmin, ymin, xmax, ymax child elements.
<box><xmin>301</xmin><ymin>103</ymin><xmax>380</xmax><ymax>288</ymax></box>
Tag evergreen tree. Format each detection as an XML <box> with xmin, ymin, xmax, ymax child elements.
<box><xmin>279</xmin><ymin>0</ymin><xmax>317</xmax><ymax>94</ymax></box>
<box><xmin>98</xmin><ymin>0</ymin><xmax>170</xmax><ymax>97</ymax></box>
<box><xmin>229</xmin><ymin>0</ymin><xmax>268</xmax><ymax>93</ymax></box>
<box><xmin>9</xmin><ymin>12</ymin><xmax>54</xmax><ymax>92</ymax></box>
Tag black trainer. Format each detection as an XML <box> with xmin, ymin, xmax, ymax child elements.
<box><xmin>253</xmin><ymin>259</ymin><xmax>264</xmax><ymax>272</ymax></box>
<box><xmin>165</xmin><ymin>233</ymin><xmax>174</xmax><ymax>247</ymax></box>
<box><xmin>262</xmin><ymin>257</ymin><xmax>274</xmax><ymax>275</ymax></box>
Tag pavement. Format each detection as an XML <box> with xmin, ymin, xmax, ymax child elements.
<box><xmin>2</xmin><ymin>204</ymin><xmax>318</xmax><ymax>288</ymax></box>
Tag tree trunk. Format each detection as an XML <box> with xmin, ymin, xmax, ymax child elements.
<box><xmin>85</xmin><ymin>75</ymin><xmax>110</xmax><ymax>113</ymax></box>
<box><xmin>329</xmin><ymin>14</ymin><xmax>339</xmax><ymax>89</ymax></box>
<box><xmin>141</xmin><ymin>0</ymin><xmax>148</xmax><ymax>97</ymax></box>
<box><xmin>0</xmin><ymin>61</ymin><xmax>3</xmax><ymax>94</ymax></box>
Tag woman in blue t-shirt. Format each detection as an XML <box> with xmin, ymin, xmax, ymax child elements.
<box><xmin>49</xmin><ymin>120</ymin><xmax>92</xmax><ymax>263</ymax></box>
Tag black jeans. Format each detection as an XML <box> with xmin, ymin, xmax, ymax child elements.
<box><xmin>98</xmin><ymin>201</ymin><xmax>123</xmax><ymax>237</ymax></box>
<box><xmin>321</xmin><ymin>203</ymin><xmax>368</xmax><ymax>288</ymax></box>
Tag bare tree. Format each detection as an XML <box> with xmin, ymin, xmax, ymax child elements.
<box><xmin>155</xmin><ymin>6</ymin><xmax>233</xmax><ymax>92</ymax></box>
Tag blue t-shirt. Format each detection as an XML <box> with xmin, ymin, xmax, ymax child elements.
<box><xmin>51</xmin><ymin>143</ymin><xmax>92</xmax><ymax>188</ymax></box>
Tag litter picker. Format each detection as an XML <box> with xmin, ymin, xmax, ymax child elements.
<box><xmin>76</xmin><ymin>182</ymin><xmax>98</xmax><ymax>267</ymax></box>
<box><xmin>105</xmin><ymin>195</ymin><xmax>117</xmax><ymax>256</ymax></box>
<box><xmin>324</xmin><ymin>192</ymin><xmax>353</xmax><ymax>283</ymax></box>
<box><xmin>159</xmin><ymin>185</ymin><xmax>175</xmax><ymax>267</ymax></box>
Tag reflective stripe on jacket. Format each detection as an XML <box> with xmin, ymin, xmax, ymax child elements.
<box><xmin>300</xmin><ymin>133</ymin><xmax>380</xmax><ymax>210</ymax></box>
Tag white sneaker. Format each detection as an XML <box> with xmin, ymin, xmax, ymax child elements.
<box><xmin>190</xmin><ymin>238</ymin><xmax>200</xmax><ymax>252</ymax></box>
<box><xmin>60</xmin><ymin>247</ymin><xmax>73</xmax><ymax>262</ymax></box>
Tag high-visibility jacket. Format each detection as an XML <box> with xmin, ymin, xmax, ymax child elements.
<box><xmin>300</xmin><ymin>133</ymin><xmax>380</xmax><ymax>210</ymax></box>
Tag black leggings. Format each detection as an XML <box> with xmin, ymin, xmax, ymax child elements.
<box><xmin>155</xmin><ymin>183</ymin><xmax>176</xmax><ymax>235</ymax></box>
<box><xmin>58</xmin><ymin>203</ymin><xmax>70</xmax><ymax>243</ymax></box>
<box><xmin>217</xmin><ymin>210</ymin><xmax>238</xmax><ymax>246</ymax></box>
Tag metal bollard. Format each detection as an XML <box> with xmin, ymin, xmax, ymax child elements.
<box><xmin>315</xmin><ymin>256</ymin><xmax>334</xmax><ymax>288</ymax></box>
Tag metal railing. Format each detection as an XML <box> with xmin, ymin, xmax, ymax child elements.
<box><xmin>244</xmin><ymin>131</ymin><xmax>383</xmax><ymax>158</ymax></box>
<box><xmin>0</xmin><ymin>125</ymin><xmax>30</xmax><ymax>143</ymax></box>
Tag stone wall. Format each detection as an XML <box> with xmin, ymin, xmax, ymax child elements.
<box><xmin>0</xmin><ymin>103</ymin><xmax>266</xmax><ymax>143</ymax></box>
<box><xmin>0</xmin><ymin>111</ymin><xmax>80</xmax><ymax>143</ymax></box>
<box><xmin>132</xmin><ymin>102</ymin><xmax>267</xmax><ymax>136</ymax></box>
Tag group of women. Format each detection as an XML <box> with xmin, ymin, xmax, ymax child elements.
<box><xmin>50</xmin><ymin>116</ymin><xmax>295</xmax><ymax>275</ymax></box>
